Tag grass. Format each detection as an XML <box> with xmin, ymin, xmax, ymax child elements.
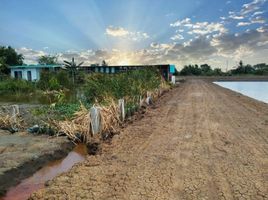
<box><xmin>31</xmin><ymin>103</ymin><xmax>88</xmax><ymax>120</ymax></box>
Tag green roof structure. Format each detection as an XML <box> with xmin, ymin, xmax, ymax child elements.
<box><xmin>9</xmin><ymin>64</ymin><xmax>62</xmax><ymax>69</ymax></box>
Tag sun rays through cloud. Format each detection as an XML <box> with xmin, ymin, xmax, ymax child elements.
<box><xmin>0</xmin><ymin>0</ymin><xmax>268</xmax><ymax>69</ymax></box>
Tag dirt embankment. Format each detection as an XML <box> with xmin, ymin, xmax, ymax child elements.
<box><xmin>0</xmin><ymin>131</ymin><xmax>73</xmax><ymax>196</ymax></box>
<box><xmin>30</xmin><ymin>80</ymin><xmax>268</xmax><ymax>200</ymax></box>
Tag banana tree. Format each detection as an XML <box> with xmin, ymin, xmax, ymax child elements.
<box><xmin>63</xmin><ymin>57</ymin><xmax>83</xmax><ymax>84</ymax></box>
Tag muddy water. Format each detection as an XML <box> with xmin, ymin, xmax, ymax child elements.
<box><xmin>0</xmin><ymin>144</ymin><xmax>88</xmax><ymax>200</ymax></box>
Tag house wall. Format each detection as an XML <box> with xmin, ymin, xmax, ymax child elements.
<box><xmin>11</xmin><ymin>68</ymin><xmax>39</xmax><ymax>81</ymax></box>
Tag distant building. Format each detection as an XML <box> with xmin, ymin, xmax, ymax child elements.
<box><xmin>9</xmin><ymin>64</ymin><xmax>62</xmax><ymax>81</ymax></box>
<box><xmin>9</xmin><ymin>64</ymin><xmax>176</xmax><ymax>82</ymax></box>
<box><xmin>80</xmin><ymin>64</ymin><xmax>176</xmax><ymax>81</ymax></box>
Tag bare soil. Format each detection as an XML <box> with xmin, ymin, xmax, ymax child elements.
<box><xmin>0</xmin><ymin>131</ymin><xmax>73</xmax><ymax>196</ymax></box>
<box><xmin>30</xmin><ymin>79</ymin><xmax>268</xmax><ymax>200</ymax></box>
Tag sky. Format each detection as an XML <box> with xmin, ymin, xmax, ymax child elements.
<box><xmin>0</xmin><ymin>0</ymin><xmax>267</xmax><ymax>70</ymax></box>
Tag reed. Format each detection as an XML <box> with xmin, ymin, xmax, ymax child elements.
<box><xmin>51</xmin><ymin>68</ymin><xmax>170</xmax><ymax>143</ymax></box>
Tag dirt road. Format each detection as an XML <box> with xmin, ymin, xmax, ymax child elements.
<box><xmin>30</xmin><ymin>80</ymin><xmax>268</xmax><ymax>200</ymax></box>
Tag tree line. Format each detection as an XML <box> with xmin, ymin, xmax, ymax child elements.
<box><xmin>178</xmin><ymin>61</ymin><xmax>268</xmax><ymax>76</ymax></box>
<box><xmin>1</xmin><ymin>46</ymin><xmax>268</xmax><ymax>76</ymax></box>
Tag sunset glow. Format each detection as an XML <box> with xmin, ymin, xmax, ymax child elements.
<box><xmin>0</xmin><ymin>0</ymin><xmax>267</xmax><ymax>69</ymax></box>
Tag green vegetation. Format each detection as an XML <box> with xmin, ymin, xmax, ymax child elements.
<box><xmin>38</xmin><ymin>55</ymin><xmax>58</xmax><ymax>65</ymax></box>
<box><xmin>0</xmin><ymin>70</ymin><xmax>72</xmax><ymax>95</ymax></box>
<box><xmin>63</xmin><ymin>57</ymin><xmax>84</xmax><ymax>84</ymax></box>
<box><xmin>30</xmin><ymin>68</ymin><xmax>163</xmax><ymax>119</ymax></box>
<box><xmin>3</xmin><ymin>66</ymin><xmax>161</xmax><ymax>120</ymax></box>
<box><xmin>83</xmin><ymin>68</ymin><xmax>162</xmax><ymax>104</ymax></box>
<box><xmin>0</xmin><ymin>77</ymin><xmax>35</xmax><ymax>94</ymax></box>
<box><xmin>180</xmin><ymin>61</ymin><xmax>268</xmax><ymax>76</ymax></box>
<box><xmin>36</xmin><ymin>70</ymin><xmax>72</xmax><ymax>90</ymax></box>
<box><xmin>229</xmin><ymin>61</ymin><xmax>268</xmax><ymax>75</ymax></box>
<box><xmin>31</xmin><ymin>103</ymin><xmax>83</xmax><ymax>120</ymax></box>
<box><xmin>0</xmin><ymin>46</ymin><xmax>24</xmax><ymax>74</ymax></box>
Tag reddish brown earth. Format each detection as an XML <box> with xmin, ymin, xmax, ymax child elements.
<box><xmin>30</xmin><ymin>79</ymin><xmax>268</xmax><ymax>200</ymax></box>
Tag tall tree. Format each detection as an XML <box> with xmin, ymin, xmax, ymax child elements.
<box><xmin>38</xmin><ymin>55</ymin><xmax>58</xmax><ymax>65</ymax></box>
<box><xmin>200</xmin><ymin>64</ymin><xmax>212</xmax><ymax>75</ymax></box>
<box><xmin>0</xmin><ymin>46</ymin><xmax>24</xmax><ymax>74</ymax></box>
<box><xmin>63</xmin><ymin>57</ymin><xmax>83</xmax><ymax>84</ymax></box>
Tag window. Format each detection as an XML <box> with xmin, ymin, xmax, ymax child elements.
<box><xmin>105</xmin><ymin>67</ymin><xmax>110</xmax><ymax>74</ymax></box>
<box><xmin>14</xmin><ymin>71</ymin><xmax>22</xmax><ymax>79</ymax></box>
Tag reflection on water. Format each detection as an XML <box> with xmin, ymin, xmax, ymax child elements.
<box><xmin>1</xmin><ymin>144</ymin><xmax>88</xmax><ymax>200</ymax></box>
<box><xmin>214</xmin><ymin>81</ymin><xmax>268</xmax><ymax>103</ymax></box>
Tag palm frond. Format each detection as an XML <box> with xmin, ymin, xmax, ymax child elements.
<box><xmin>63</xmin><ymin>60</ymin><xmax>72</xmax><ymax>65</ymax></box>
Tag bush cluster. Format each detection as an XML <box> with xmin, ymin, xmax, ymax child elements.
<box><xmin>0</xmin><ymin>78</ymin><xmax>35</xmax><ymax>94</ymax></box>
<box><xmin>83</xmin><ymin>68</ymin><xmax>162</xmax><ymax>103</ymax></box>
<box><xmin>36</xmin><ymin>70</ymin><xmax>72</xmax><ymax>90</ymax></box>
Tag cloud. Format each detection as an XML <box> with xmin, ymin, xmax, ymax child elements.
<box><xmin>16</xmin><ymin>47</ymin><xmax>46</xmax><ymax>64</ymax></box>
<box><xmin>228</xmin><ymin>11</ymin><xmax>245</xmax><ymax>20</ymax></box>
<box><xmin>171</xmin><ymin>34</ymin><xmax>184</xmax><ymax>40</ymax></box>
<box><xmin>192</xmin><ymin>22</ymin><xmax>227</xmax><ymax>35</ymax></box>
<box><xmin>222</xmin><ymin>0</ymin><xmax>267</xmax><ymax>24</ymax></box>
<box><xmin>250</xmin><ymin>16</ymin><xmax>266</xmax><ymax>23</ymax></box>
<box><xmin>105</xmin><ymin>26</ymin><xmax>149</xmax><ymax>41</ymax></box>
<box><xmin>181</xmin><ymin>37</ymin><xmax>217</xmax><ymax>58</ymax></box>
<box><xmin>106</xmin><ymin>26</ymin><xmax>129</xmax><ymax>37</ymax></box>
<box><xmin>226</xmin><ymin>1</ymin><xmax>231</xmax><ymax>4</ymax></box>
<box><xmin>170</xmin><ymin>18</ymin><xmax>191</xmax><ymax>27</ymax></box>
<box><xmin>171</xmin><ymin>18</ymin><xmax>227</xmax><ymax>37</ymax></box>
<box><xmin>241</xmin><ymin>0</ymin><xmax>265</xmax><ymax>15</ymax></box>
<box><xmin>211</xmin><ymin>29</ymin><xmax>268</xmax><ymax>59</ymax></box>
<box><xmin>252</xmin><ymin>11</ymin><xmax>265</xmax><ymax>16</ymax></box>
<box><xmin>16</xmin><ymin>27</ymin><xmax>268</xmax><ymax>69</ymax></box>
<box><xmin>176</xmin><ymin>29</ymin><xmax>184</xmax><ymax>33</ymax></box>
<box><xmin>257</xmin><ymin>25</ymin><xmax>268</xmax><ymax>32</ymax></box>
<box><xmin>237</xmin><ymin>22</ymin><xmax>251</xmax><ymax>26</ymax></box>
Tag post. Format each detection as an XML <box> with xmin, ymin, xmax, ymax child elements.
<box><xmin>90</xmin><ymin>106</ymin><xmax>101</xmax><ymax>135</ymax></box>
<box><xmin>118</xmin><ymin>99</ymin><xmax>125</xmax><ymax>122</ymax></box>
<box><xmin>171</xmin><ymin>75</ymin><xmax>176</xmax><ymax>84</ymax></box>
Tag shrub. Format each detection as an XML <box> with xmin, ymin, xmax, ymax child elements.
<box><xmin>48</xmin><ymin>77</ymin><xmax>61</xmax><ymax>90</ymax></box>
<box><xmin>83</xmin><ymin>68</ymin><xmax>162</xmax><ymax>103</ymax></box>
<box><xmin>37</xmin><ymin>70</ymin><xmax>72</xmax><ymax>91</ymax></box>
<box><xmin>56</xmin><ymin>70</ymin><xmax>72</xmax><ymax>89</ymax></box>
<box><xmin>0</xmin><ymin>78</ymin><xmax>35</xmax><ymax>94</ymax></box>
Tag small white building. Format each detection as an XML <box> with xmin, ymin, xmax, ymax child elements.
<box><xmin>9</xmin><ymin>64</ymin><xmax>62</xmax><ymax>81</ymax></box>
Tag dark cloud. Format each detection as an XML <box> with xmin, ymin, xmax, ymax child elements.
<box><xmin>212</xmin><ymin>29</ymin><xmax>268</xmax><ymax>54</ymax></box>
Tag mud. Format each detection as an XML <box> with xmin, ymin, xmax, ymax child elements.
<box><xmin>0</xmin><ymin>130</ymin><xmax>73</xmax><ymax>196</ymax></box>
<box><xmin>0</xmin><ymin>144</ymin><xmax>87</xmax><ymax>200</ymax></box>
<box><xmin>30</xmin><ymin>79</ymin><xmax>268</xmax><ymax>200</ymax></box>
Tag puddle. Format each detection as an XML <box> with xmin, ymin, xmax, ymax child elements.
<box><xmin>0</xmin><ymin>144</ymin><xmax>88</xmax><ymax>200</ymax></box>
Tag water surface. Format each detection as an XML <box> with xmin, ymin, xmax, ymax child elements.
<box><xmin>214</xmin><ymin>81</ymin><xmax>268</xmax><ymax>103</ymax></box>
<box><xmin>0</xmin><ymin>144</ymin><xmax>88</xmax><ymax>200</ymax></box>
<box><xmin>0</xmin><ymin>89</ymin><xmax>85</xmax><ymax>105</ymax></box>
